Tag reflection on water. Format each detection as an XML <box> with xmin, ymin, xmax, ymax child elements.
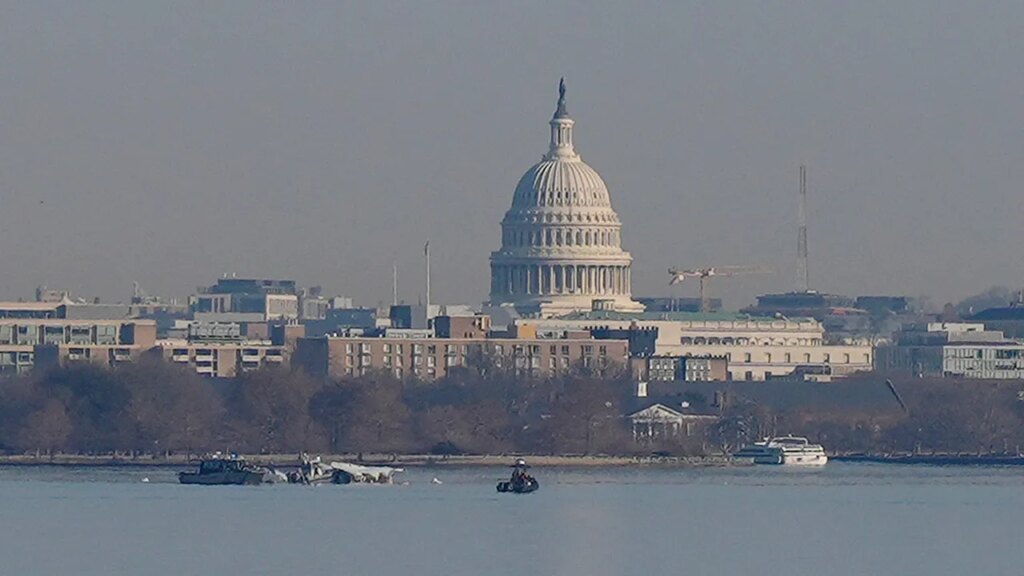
<box><xmin>0</xmin><ymin>463</ymin><xmax>1021</xmax><ymax>576</ymax></box>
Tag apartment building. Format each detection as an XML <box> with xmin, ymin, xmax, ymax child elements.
<box><xmin>7</xmin><ymin>319</ymin><xmax>158</xmax><ymax>374</ymax></box>
<box><xmin>294</xmin><ymin>330</ymin><xmax>629</xmax><ymax>380</ymax></box>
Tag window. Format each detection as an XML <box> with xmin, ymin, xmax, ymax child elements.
<box><xmin>561</xmin><ymin>345</ymin><xmax>570</xmax><ymax>355</ymax></box>
<box><xmin>744</xmin><ymin>353</ymin><xmax>751</xmax><ymax>363</ymax></box>
<box><xmin>550</xmin><ymin>345</ymin><xmax>557</xmax><ymax>355</ymax></box>
<box><xmin>843</xmin><ymin>353</ymin><xmax>850</xmax><ymax>364</ymax></box>
<box><xmin>784</xmin><ymin>353</ymin><xmax>791</xmax><ymax>363</ymax></box>
<box><xmin>383</xmin><ymin>343</ymin><xmax>391</xmax><ymax>353</ymax></box>
<box><xmin>823</xmin><ymin>353</ymin><xmax>831</xmax><ymax>362</ymax></box>
<box><xmin>427</xmin><ymin>356</ymin><xmax>436</xmax><ymax>367</ymax></box>
<box><xmin>345</xmin><ymin>343</ymin><xmax>353</xmax><ymax>354</ymax></box>
<box><xmin>413</xmin><ymin>344</ymin><xmax>422</xmax><ymax>354</ymax></box>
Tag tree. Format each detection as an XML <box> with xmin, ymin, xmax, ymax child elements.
<box><xmin>18</xmin><ymin>399</ymin><xmax>73</xmax><ymax>454</ymax></box>
<box><xmin>223</xmin><ymin>367</ymin><xmax>326</xmax><ymax>454</ymax></box>
<box><xmin>119</xmin><ymin>359</ymin><xmax>223</xmax><ymax>454</ymax></box>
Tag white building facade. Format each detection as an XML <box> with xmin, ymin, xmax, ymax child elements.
<box><xmin>522</xmin><ymin>311</ymin><xmax>873</xmax><ymax>381</ymax></box>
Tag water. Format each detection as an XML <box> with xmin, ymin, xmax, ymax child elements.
<box><xmin>1</xmin><ymin>463</ymin><xmax>1022</xmax><ymax>576</ymax></box>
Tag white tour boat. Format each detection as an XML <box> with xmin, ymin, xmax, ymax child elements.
<box><xmin>734</xmin><ymin>436</ymin><xmax>828</xmax><ymax>466</ymax></box>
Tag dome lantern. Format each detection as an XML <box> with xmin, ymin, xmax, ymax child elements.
<box><xmin>547</xmin><ymin>78</ymin><xmax>577</xmax><ymax>160</ymax></box>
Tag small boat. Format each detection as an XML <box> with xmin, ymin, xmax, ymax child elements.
<box><xmin>497</xmin><ymin>458</ymin><xmax>540</xmax><ymax>493</ymax></box>
<box><xmin>734</xmin><ymin>436</ymin><xmax>828</xmax><ymax>466</ymax></box>
<box><xmin>178</xmin><ymin>456</ymin><xmax>274</xmax><ymax>485</ymax></box>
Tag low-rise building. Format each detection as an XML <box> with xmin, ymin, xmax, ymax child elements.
<box><xmin>521</xmin><ymin>310</ymin><xmax>873</xmax><ymax>381</ymax></box>
<box><xmin>875</xmin><ymin>322</ymin><xmax>1024</xmax><ymax>379</ymax></box>
<box><xmin>190</xmin><ymin>277</ymin><xmax>299</xmax><ymax>324</ymax></box>
<box><xmin>632</xmin><ymin>355</ymin><xmax>729</xmax><ymax>382</ymax></box>
<box><xmin>627</xmin><ymin>403</ymin><xmax>718</xmax><ymax>443</ymax></box>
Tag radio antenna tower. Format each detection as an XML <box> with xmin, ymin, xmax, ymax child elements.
<box><xmin>796</xmin><ymin>165</ymin><xmax>809</xmax><ymax>293</ymax></box>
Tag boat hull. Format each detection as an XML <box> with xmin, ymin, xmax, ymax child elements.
<box><xmin>178</xmin><ymin>471</ymin><xmax>266</xmax><ymax>485</ymax></box>
<box><xmin>753</xmin><ymin>453</ymin><xmax>828</xmax><ymax>466</ymax></box>
<box><xmin>496</xmin><ymin>479</ymin><xmax>540</xmax><ymax>494</ymax></box>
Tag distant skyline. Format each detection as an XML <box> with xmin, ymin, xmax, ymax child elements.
<box><xmin>1</xmin><ymin>2</ymin><xmax>1022</xmax><ymax>308</ymax></box>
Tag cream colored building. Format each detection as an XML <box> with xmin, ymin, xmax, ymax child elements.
<box><xmin>156</xmin><ymin>339</ymin><xmax>286</xmax><ymax>378</ymax></box>
<box><xmin>488</xmin><ymin>79</ymin><xmax>643</xmax><ymax>318</ymax></box>
<box><xmin>521</xmin><ymin>310</ymin><xmax>873</xmax><ymax>381</ymax></box>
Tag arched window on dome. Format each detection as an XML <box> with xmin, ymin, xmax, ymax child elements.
<box><xmin>585</xmin><ymin>230</ymin><xmax>592</xmax><ymax>245</ymax></box>
<box><xmin>566</xmin><ymin>230</ymin><xmax>573</xmax><ymax>246</ymax></box>
<box><xmin>556</xmin><ymin>230</ymin><xmax>563</xmax><ymax>246</ymax></box>
<box><xmin>545</xmin><ymin>229</ymin><xmax>552</xmax><ymax>246</ymax></box>
<box><xmin>575</xmin><ymin>230</ymin><xmax>582</xmax><ymax>245</ymax></box>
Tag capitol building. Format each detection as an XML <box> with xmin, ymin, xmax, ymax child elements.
<box><xmin>489</xmin><ymin>80</ymin><xmax>644</xmax><ymax>318</ymax></box>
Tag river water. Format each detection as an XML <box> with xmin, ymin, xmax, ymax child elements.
<box><xmin>0</xmin><ymin>462</ymin><xmax>1021</xmax><ymax>576</ymax></box>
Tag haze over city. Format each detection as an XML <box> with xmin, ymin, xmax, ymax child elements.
<box><xmin>1</xmin><ymin>2</ymin><xmax>1022</xmax><ymax>308</ymax></box>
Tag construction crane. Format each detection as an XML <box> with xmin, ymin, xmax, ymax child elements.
<box><xmin>668</xmin><ymin>266</ymin><xmax>773</xmax><ymax>313</ymax></box>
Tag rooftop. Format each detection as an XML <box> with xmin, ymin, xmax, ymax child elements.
<box><xmin>553</xmin><ymin>309</ymin><xmax>815</xmax><ymax>324</ymax></box>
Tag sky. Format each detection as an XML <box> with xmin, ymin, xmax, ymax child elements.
<box><xmin>1</xmin><ymin>1</ymin><xmax>1022</xmax><ymax>309</ymax></box>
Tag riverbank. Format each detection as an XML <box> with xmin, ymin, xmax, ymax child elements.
<box><xmin>833</xmin><ymin>454</ymin><xmax>1024</xmax><ymax>466</ymax></box>
<box><xmin>6</xmin><ymin>452</ymin><xmax>1024</xmax><ymax>468</ymax></box>
<box><xmin>0</xmin><ymin>453</ymin><xmax>742</xmax><ymax>468</ymax></box>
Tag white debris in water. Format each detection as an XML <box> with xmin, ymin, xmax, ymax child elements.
<box><xmin>431</xmin><ymin>477</ymin><xmax>443</xmax><ymax>485</ymax></box>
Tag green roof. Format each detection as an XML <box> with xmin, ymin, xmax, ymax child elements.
<box><xmin>555</xmin><ymin>310</ymin><xmax>775</xmax><ymax>322</ymax></box>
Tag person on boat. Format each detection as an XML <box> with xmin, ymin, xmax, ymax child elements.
<box><xmin>510</xmin><ymin>458</ymin><xmax>529</xmax><ymax>486</ymax></box>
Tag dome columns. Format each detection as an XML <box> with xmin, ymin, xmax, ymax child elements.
<box><xmin>489</xmin><ymin>262</ymin><xmax>631</xmax><ymax>299</ymax></box>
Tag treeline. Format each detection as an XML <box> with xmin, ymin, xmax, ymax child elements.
<box><xmin>3</xmin><ymin>359</ymin><xmax>1024</xmax><ymax>458</ymax></box>
<box><xmin>0</xmin><ymin>359</ymin><xmax>638</xmax><ymax>456</ymax></box>
<box><xmin>695</xmin><ymin>376</ymin><xmax>1024</xmax><ymax>456</ymax></box>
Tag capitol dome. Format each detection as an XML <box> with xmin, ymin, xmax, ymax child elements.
<box><xmin>488</xmin><ymin>79</ymin><xmax>644</xmax><ymax>317</ymax></box>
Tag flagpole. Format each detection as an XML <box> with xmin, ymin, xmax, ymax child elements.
<box><xmin>424</xmin><ymin>241</ymin><xmax>431</xmax><ymax>327</ymax></box>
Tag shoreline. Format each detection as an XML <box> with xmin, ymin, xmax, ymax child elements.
<box><xmin>3</xmin><ymin>452</ymin><xmax>1024</xmax><ymax>468</ymax></box>
<box><xmin>0</xmin><ymin>453</ymin><xmax>740</xmax><ymax>468</ymax></box>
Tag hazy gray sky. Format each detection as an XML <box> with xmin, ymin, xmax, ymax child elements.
<box><xmin>1</xmin><ymin>2</ymin><xmax>1022</xmax><ymax>308</ymax></box>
